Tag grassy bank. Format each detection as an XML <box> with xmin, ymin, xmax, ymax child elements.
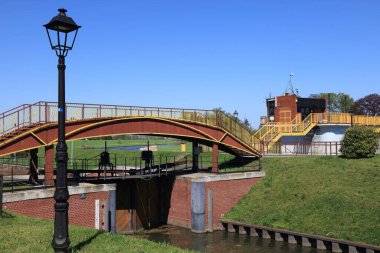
<box><xmin>42</xmin><ymin>138</ymin><xmax>192</xmax><ymax>161</ymax></box>
<box><xmin>0</xmin><ymin>211</ymin><xmax>193</xmax><ymax>253</ymax></box>
<box><xmin>4</xmin><ymin>138</ymin><xmax>238</xmax><ymax>170</ymax></box>
<box><xmin>223</xmin><ymin>156</ymin><xmax>380</xmax><ymax>245</ymax></box>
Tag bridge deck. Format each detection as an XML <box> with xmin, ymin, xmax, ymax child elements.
<box><xmin>0</xmin><ymin>101</ymin><xmax>260</xmax><ymax>158</ymax></box>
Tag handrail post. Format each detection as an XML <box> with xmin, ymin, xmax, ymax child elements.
<box><xmin>12</xmin><ymin>163</ymin><xmax>14</xmax><ymax>193</ymax></box>
<box><xmin>29</xmin><ymin>104</ymin><xmax>32</xmax><ymax>125</ymax></box>
<box><xmin>45</xmin><ymin>102</ymin><xmax>48</xmax><ymax>123</ymax></box>
<box><xmin>159</xmin><ymin>156</ymin><xmax>161</xmax><ymax>177</ymax></box>
<box><xmin>39</xmin><ymin>103</ymin><xmax>41</xmax><ymax>124</ymax></box>
<box><xmin>134</xmin><ymin>157</ymin><xmax>137</xmax><ymax>173</ymax></box>
<box><xmin>229</xmin><ymin>116</ymin><xmax>232</xmax><ymax>133</ymax></box>
<box><xmin>1</xmin><ymin>113</ymin><xmax>4</xmax><ymax>135</ymax></box>
<box><xmin>0</xmin><ymin>174</ymin><xmax>3</xmax><ymax>218</ymax></box>
<box><xmin>124</xmin><ymin>157</ymin><xmax>126</xmax><ymax>177</ymax></box>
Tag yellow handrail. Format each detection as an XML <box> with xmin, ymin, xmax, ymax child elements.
<box><xmin>353</xmin><ymin>115</ymin><xmax>380</xmax><ymax>125</ymax></box>
<box><xmin>250</xmin><ymin>112</ymin><xmax>380</xmax><ymax>153</ymax></box>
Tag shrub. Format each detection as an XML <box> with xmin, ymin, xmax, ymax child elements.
<box><xmin>341</xmin><ymin>126</ymin><xmax>379</xmax><ymax>158</ymax></box>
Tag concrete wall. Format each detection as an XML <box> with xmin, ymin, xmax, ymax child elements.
<box><xmin>277</xmin><ymin>125</ymin><xmax>350</xmax><ymax>155</ymax></box>
<box><xmin>280</xmin><ymin>135</ymin><xmax>314</xmax><ymax>155</ymax></box>
<box><xmin>311</xmin><ymin>125</ymin><xmax>349</xmax><ymax>155</ymax></box>
<box><xmin>312</xmin><ymin>125</ymin><xmax>349</xmax><ymax>143</ymax></box>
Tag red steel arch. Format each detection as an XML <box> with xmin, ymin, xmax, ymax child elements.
<box><xmin>0</xmin><ymin>116</ymin><xmax>261</xmax><ymax>158</ymax></box>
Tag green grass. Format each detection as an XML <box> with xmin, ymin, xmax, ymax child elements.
<box><xmin>0</xmin><ymin>211</ymin><xmax>194</xmax><ymax>253</ymax></box>
<box><xmin>2</xmin><ymin>184</ymin><xmax>36</xmax><ymax>191</ymax></box>
<box><xmin>3</xmin><ymin>138</ymin><xmax>252</xmax><ymax>171</ymax></box>
<box><xmin>223</xmin><ymin>156</ymin><xmax>380</xmax><ymax>246</ymax></box>
<box><xmin>43</xmin><ymin>139</ymin><xmax>189</xmax><ymax>160</ymax></box>
<box><xmin>26</xmin><ymin>139</ymin><xmax>237</xmax><ymax>170</ymax></box>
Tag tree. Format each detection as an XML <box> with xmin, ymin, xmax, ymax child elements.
<box><xmin>243</xmin><ymin>118</ymin><xmax>251</xmax><ymax>128</ymax></box>
<box><xmin>351</xmin><ymin>93</ymin><xmax>380</xmax><ymax>116</ymax></box>
<box><xmin>320</xmin><ymin>93</ymin><xmax>355</xmax><ymax>113</ymax></box>
<box><xmin>341</xmin><ymin>126</ymin><xmax>379</xmax><ymax>158</ymax></box>
<box><xmin>242</xmin><ymin>118</ymin><xmax>255</xmax><ymax>132</ymax></box>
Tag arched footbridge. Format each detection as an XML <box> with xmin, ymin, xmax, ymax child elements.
<box><xmin>0</xmin><ymin>102</ymin><xmax>261</xmax><ymax>159</ymax></box>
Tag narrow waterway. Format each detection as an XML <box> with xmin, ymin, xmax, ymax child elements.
<box><xmin>105</xmin><ymin>143</ymin><xmax>178</xmax><ymax>151</ymax></box>
<box><xmin>133</xmin><ymin>225</ymin><xmax>325</xmax><ymax>253</ymax></box>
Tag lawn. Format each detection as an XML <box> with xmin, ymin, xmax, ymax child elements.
<box><xmin>0</xmin><ymin>211</ymin><xmax>194</xmax><ymax>253</ymax></box>
<box><xmin>223</xmin><ymin>155</ymin><xmax>380</xmax><ymax>246</ymax></box>
<box><xmin>4</xmin><ymin>138</ymin><xmax>241</xmax><ymax>170</ymax></box>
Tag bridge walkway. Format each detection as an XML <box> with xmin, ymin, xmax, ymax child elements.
<box><xmin>0</xmin><ymin>101</ymin><xmax>260</xmax><ymax>158</ymax></box>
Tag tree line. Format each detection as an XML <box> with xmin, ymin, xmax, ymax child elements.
<box><xmin>319</xmin><ymin>93</ymin><xmax>379</xmax><ymax>116</ymax></box>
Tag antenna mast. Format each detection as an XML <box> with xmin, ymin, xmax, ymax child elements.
<box><xmin>284</xmin><ymin>73</ymin><xmax>298</xmax><ymax>95</ymax></box>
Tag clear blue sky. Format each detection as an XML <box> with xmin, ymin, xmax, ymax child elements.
<box><xmin>1</xmin><ymin>0</ymin><xmax>379</xmax><ymax>127</ymax></box>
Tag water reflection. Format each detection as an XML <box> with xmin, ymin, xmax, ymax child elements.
<box><xmin>105</xmin><ymin>143</ymin><xmax>178</xmax><ymax>151</ymax></box>
<box><xmin>133</xmin><ymin>225</ymin><xmax>325</xmax><ymax>253</ymax></box>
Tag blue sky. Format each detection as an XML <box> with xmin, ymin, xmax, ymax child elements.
<box><xmin>0</xmin><ymin>0</ymin><xmax>379</xmax><ymax>127</ymax></box>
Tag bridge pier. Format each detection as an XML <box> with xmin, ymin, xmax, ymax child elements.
<box><xmin>29</xmin><ymin>148</ymin><xmax>39</xmax><ymax>184</ymax></box>
<box><xmin>212</xmin><ymin>143</ymin><xmax>219</xmax><ymax>173</ymax></box>
<box><xmin>192</xmin><ymin>141</ymin><xmax>199</xmax><ymax>172</ymax></box>
<box><xmin>44</xmin><ymin>145</ymin><xmax>54</xmax><ymax>186</ymax></box>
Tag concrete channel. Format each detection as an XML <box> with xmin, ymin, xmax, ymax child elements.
<box><xmin>220</xmin><ymin>220</ymin><xmax>380</xmax><ymax>253</ymax></box>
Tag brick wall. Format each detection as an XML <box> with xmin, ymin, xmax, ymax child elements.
<box><xmin>4</xmin><ymin>191</ymin><xmax>110</xmax><ymax>228</ymax></box>
<box><xmin>205</xmin><ymin>177</ymin><xmax>261</xmax><ymax>229</ymax></box>
<box><xmin>275</xmin><ymin>95</ymin><xmax>297</xmax><ymax>122</ymax></box>
<box><xmin>167</xmin><ymin>177</ymin><xmax>191</xmax><ymax>228</ymax></box>
<box><xmin>167</xmin><ymin>175</ymin><xmax>262</xmax><ymax>230</ymax></box>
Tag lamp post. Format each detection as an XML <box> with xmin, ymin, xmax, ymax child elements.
<box><xmin>350</xmin><ymin>113</ymin><xmax>354</xmax><ymax>127</ymax></box>
<box><xmin>233</xmin><ymin>110</ymin><xmax>239</xmax><ymax>135</ymax></box>
<box><xmin>44</xmin><ymin>8</ymin><xmax>80</xmax><ymax>253</ymax></box>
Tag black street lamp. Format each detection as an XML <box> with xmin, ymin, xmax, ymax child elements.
<box><xmin>233</xmin><ymin>110</ymin><xmax>239</xmax><ymax>119</ymax></box>
<box><xmin>233</xmin><ymin>110</ymin><xmax>239</xmax><ymax>134</ymax></box>
<box><xmin>44</xmin><ymin>8</ymin><xmax>80</xmax><ymax>253</ymax></box>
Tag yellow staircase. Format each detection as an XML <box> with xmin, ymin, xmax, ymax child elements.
<box><xmin>252</xmin><ymin>112</ymin><xmax>380</xmax><ymax>153</ymax></box>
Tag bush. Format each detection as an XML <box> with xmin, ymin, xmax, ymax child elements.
<box><xmin>341</xmin><ymin>126</ymin><xmax>379</xmax><ymax>158</ymax></box>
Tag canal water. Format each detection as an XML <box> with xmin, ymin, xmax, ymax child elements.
<box><xmin>134</xmin><ymin>225</ymin><xmax>324</xmax><ymax>253</ymax></box>
<box><xmin>106</xmin><ymin>143</ymin><xmax>178</xmax><ymax>151</ymax></box>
